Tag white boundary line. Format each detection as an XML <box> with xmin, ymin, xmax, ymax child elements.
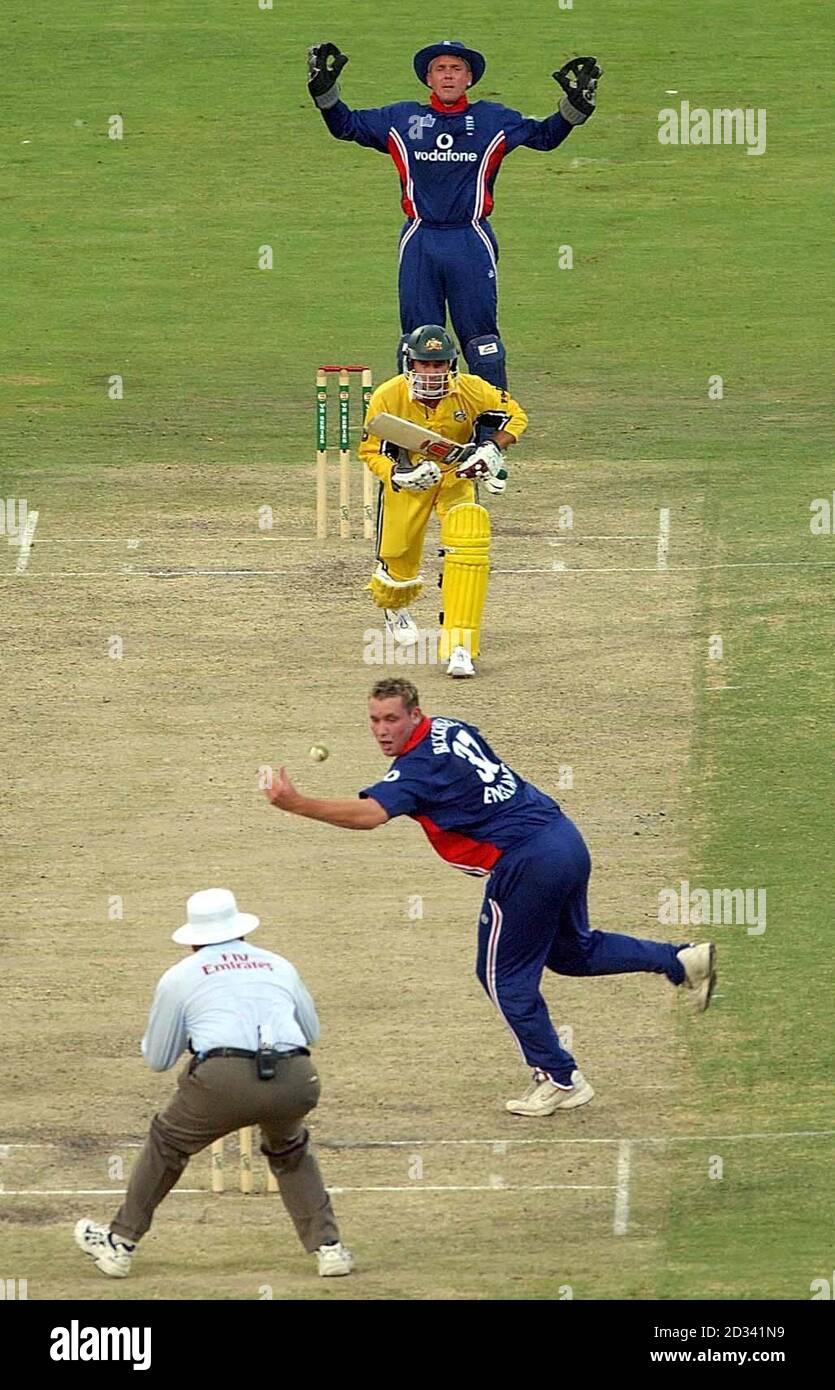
<box><xmin>14</xmin><ymin>509</ymin><xmax>39</xmax><ymax>574</ymax></box>
<box><xmin>657</xmin><ymin>507</ymin><xmax>670</xmax><ymax>571</ymax></box>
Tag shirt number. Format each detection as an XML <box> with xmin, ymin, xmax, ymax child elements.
<box><xmin>451</xmin><ymin>729</ymin><xmax>502</xmax><ymax>784</ymax></box>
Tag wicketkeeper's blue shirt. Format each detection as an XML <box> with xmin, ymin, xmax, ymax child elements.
<box><xmin>320</xmin><ymin>95</ymin><xmax>572</xmax><ymax>225</ymax></box>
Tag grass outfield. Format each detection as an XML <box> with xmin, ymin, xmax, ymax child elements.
<box><xmin>2</xmin><ymin>0</ymin><xmax>833</xmax><ymax>1300</ymax></box>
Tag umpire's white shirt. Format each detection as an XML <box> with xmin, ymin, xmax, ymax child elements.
<box><xmin>141</xmin><ymin>940</ymin><xmax>319</xmax><ymax>1072</ymax></box>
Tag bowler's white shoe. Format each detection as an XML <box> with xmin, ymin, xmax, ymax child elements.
<box><xmin>316</xmin><ymin>1241</ymin><xmax>354</xmax><ymax>1277</ymax></box>
<box><xmin>446</xmin><ymin>645</ymin><xmax>475</xmax><ymax>678</ymax></box>
<box><xmin>506</xmin><ymin>1068</ymin><xmax>595</xmax><ymax>1117</ymax></box>
<box><xmin>677</xmin><ymin>942</ymin><xmax>717</xmax><ymax>1012</ymax></box>
<box><xmin>74</xmin><ymin>1219</ymin><xmax>135</xmax><ymax>1278</ymax></box>
<box><xmin>384</xmin><ymin>608</ymin><xmax>420</xmax><ymax>647</ymax></box>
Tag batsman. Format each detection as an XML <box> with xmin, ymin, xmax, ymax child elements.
<box><xmin>359</xmin><ymin>323</ymin><xmax>527</xmax><ymax>678</ymax></box>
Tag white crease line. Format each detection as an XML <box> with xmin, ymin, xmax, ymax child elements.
<box><xmin>0</xmin><ymin>1184</ymin><xmax>614</xmax><ymax>1197</ymax></box>
<box><xmin>326</xmin><ymin>1184</ymin><xmax>612</xmax><ymax>1194</ymax></box>
<box><xmin>4</xmin><ymin>1129</ymin><xmax>834</xmax><ymax>1152</ymax></box>
<box><xmin>495</xmin><ymin>560</ymin><xmax>835</xmax><ymax>575</ymax></box>
<box><xmin>0</xmin><ymin>1188</ymin><xmax>202</xmax><ymax>1196</ymax></box>
<box><xmin>657</xmin><ymin>507</ymin><xmax>670</xmax><ymax>572</ymax></box>
<box><xmin>128</xmin><ymin>569</ymin><xmax>297</xmax><ymax>578</ymax></box>
<box><xmin>548</xmin><ymin>535</ymin><xmax>662</xmax><ymax>543</ymax></box>
<box><xmin>0</xmin><ymin>569</ymin><xmax>297</xmax><ymax>581</ymax></box>
<box><xmin>0</xmin><ymin>570</ymin><xmax>135</xmax><ymax>581</ymax></box>
<box><xmin>613</xmin><ymin>1139</ymin><xmax>632</xmax><ymax>1235</ymax></box>
<box><xmin>318</xmin><ymin>1129</ymin><xmax>835</xmax><ymax>1148</ymax></box>
<box><xmin>21</xmin><ymin>536</ymin><xmax>325</xmax><ymax>546</ymax></box>
<box><xmin>14</xmin><ymin>509</ymin><xmax>39</xmax><ymax>574</ymax></box>
<box><xmin>4</xmin><ymin>558</ymin><xmax>833</xmax><ymax>584</ymax></box>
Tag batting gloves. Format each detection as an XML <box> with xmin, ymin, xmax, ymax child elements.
<box><xmin>392</xmin><ymin>459</ymin><xmax>443</xmax><ymax>493</ymax></box>
<box><xmin>456</xmin><ymin>440</ymin><xmax>505</xmax><ymax>482</ymax></box>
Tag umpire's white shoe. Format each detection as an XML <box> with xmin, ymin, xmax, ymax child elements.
<box><xmin>506</xmin><ymin>1068</ymin><xmax>595</xmax><ymax>1117</ymax></box>
<box><xmin>385</xmin><ymin>607</ymin><xmax>420</xmax><ymax>647</ymax></box>
<box><xmin>447</xmin><ymin>645</ymin><xmax>475</xmax><ymax>678</ymax></box>
<box><xmin>316</xmin><ymin>1241</ymin><xmax>354</xmax><ymax>1277</ymax></box>
<box><xmin>74</xmin><ymin>1219</ymin><xmax>135</xmax><ymax>1278</ymax></box>
<box><xmin>677</xmin><ymin>942</ymin><xmax>717</xmax><ymax>1012</ymax></box>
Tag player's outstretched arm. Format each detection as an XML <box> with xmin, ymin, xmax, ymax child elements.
<box><xmin>505</xmin><ymin>57</ymin><xmax>602</xmax><ymax>153</ymax></box>
<box><xmin>263</xmin><ymin>766</ymin><xmax>389</xmax><ymax>830</ymax></box>
<box><xmin>306</xmin><ymin>43</ymin><xmax>391</xmax><ymax>151</ymax></box>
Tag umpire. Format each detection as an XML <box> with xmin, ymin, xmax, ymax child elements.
<box><xmin>74</xmin><ymin>888</ymin><xmax>352</xmax><ymax>1280</ymax></box>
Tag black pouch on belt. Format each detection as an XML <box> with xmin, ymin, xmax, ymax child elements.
<box><xmin>256</xmin><ymin>1047</ymin><xmax>278</xmax><ymax>1080</ymax></box>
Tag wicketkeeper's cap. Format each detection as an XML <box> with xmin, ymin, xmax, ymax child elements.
<box><xmin>413</xmin><ymin>40</ymin><xmax>486</xmax><ymax>87</ymax></box>
<box><xmin>173</xmin><ymin>888</ymin><xmax>260</xmax><ymax>945</ymax></box>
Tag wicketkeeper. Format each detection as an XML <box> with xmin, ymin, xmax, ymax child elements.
<box><xmin>263</xmin><ymin>681</ymin><xmax>717</xmax><ymax>1118</ymax></box>
<box><xmin>359</xmin><ymin>323</ymin><xmax>527</xmax><ymax>678</ymax></box>
<box><xmin>307</xmin><ymin>38</ymin><xmax>602</xmax><ymax>387</ymax></box>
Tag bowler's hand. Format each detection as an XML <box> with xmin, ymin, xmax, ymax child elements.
<box><xmin>263</xmin><ymin>766</ymin><xmax>302</xmax><ymax>812</ymax></box>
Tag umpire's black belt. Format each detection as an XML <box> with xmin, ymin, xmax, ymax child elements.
<box><xmin>200</xmin><ymin>1047</ymin><xmax>309</xmax><ymax>1062</ymax></box>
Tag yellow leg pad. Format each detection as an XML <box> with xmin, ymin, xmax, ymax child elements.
<box><xmin>439</xmin><ymin>504</ymin><xmax>491</xmax><ymax>660</ymax></box>
<box><xmin>366</xmin><ymin>565</ymin><xmax>424</xmax><ymax>610</ymax></box>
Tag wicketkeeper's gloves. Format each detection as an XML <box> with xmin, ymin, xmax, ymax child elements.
<box><xmin>553</xmin><ymin>56</ymin><xmax>602</xmax><ymax>125</ymax></box>
<box><xmin>307</xmin><ymin>42</ymin><xmax>349</xmax><ymax>110</ymax></box>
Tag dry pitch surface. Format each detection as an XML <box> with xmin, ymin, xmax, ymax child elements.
<box><xmin>2</xmin><ymin>451</ymin><xmax>715</xmax><ymax>1300</ymax></box>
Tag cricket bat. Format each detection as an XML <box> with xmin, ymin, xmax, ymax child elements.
<box><xmin>367</xmin><ymin>413</ymin><xmax>471</xmax><ymax>465</ymax></box>
<box><xmin>366</xmin><ymin>413</ymin><xmax>508</xmax><ymax>490</ymax></box>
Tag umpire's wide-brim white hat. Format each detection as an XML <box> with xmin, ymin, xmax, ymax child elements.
<box><xmin>172</xmin><ymin>888</ymin><xmax>260</xmax><ymax>946</ymax></box>
<box><xmin>414</xmin><ymin>41</ymin><xmax>486</xmax><ymax>87</ymax></box>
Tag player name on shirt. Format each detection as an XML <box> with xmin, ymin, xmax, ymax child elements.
<box><xmin>430</xmin><ymin>718</ymin><xmax>518</xmax><ymax>804</ymax></box>
<box><xmin>361</xmin><ymin>716</ymin><xmax>561</xmax><ymax>876</ymax></box>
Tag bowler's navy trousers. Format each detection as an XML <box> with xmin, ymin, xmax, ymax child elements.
<box><xmin>476</xmin><ymin>815</ymin><xmax>686</xmax><ymax>1084</ymax></box>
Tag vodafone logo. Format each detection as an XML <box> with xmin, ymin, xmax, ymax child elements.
<box><xmin>415</xmin><ymin>132</ymin><xmax>477</xmax><ymax>163</ymax></box>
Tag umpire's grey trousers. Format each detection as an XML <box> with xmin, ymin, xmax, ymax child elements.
<box><xmin>111</xmin><ymin>1053</ymin><xmax>340</xmax><ymax>1252</ymax></box>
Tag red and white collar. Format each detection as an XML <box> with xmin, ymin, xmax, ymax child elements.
<box><xmin>398</xmin><ymin>716</ymin><xmax>432</xmax><ymax>755</ymax></box>
<box><xmin>429</xmin><ymin>93</ymin><xmax>470</xmax><ymax>115</ymax></box>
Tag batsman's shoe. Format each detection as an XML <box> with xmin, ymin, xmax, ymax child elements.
<box><xmin>316</xmin><ymin>1241</ymin><xmax>354</xmax><ymax>1277</ymax></box>
<box><xmin>447</xmin><ymin>645</ymin><xmax>476</xmax><ymax>678</ymax></box>
<box><xmin>677</xmin><ymin>942</ymin><xmax>717</xmax><ymax>1013</ymax></box>
<box><xmin>506</xmin><ymin>1068</ymin><xmax>595</xmax><ymax>1117</ymax></box>
<box><xmin>384</xmin><ymin>607</ymin><xmax>420</xmax><ymax>647</ymax></box>
<box><xmin>74</xmin><ymin>1219</ymin><xmax>135</xmax><ymax>1278</ymax></box>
